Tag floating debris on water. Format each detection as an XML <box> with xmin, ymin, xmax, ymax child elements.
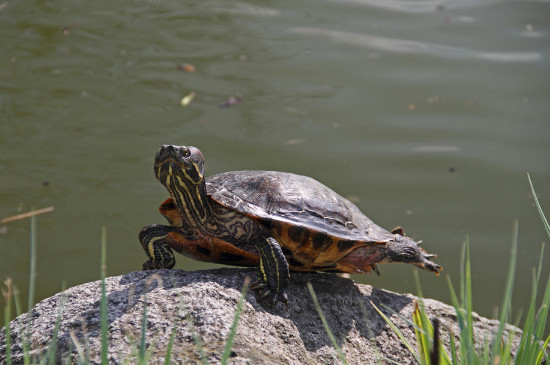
<box><xmin>62</xmin><ymin>24</ymin><xmax>77</xmax><ymax>36</ymax></box>
<box><xmin>427</xmin><ymin>94</ymin><xmax>439</xmax><ymax>103</ymax></box>
<box><xmin>284</xmin><ymin>138</ymin><xmax>306</xmax><ymax>145</ymax></box>
<box><xmin>219</xmin><ymin>95</ymin><xmax>242</xmax><ymax>109</ymax></box>
<box><xmin>177</xmin><ymin>63</ymin><xmax>195</xmax><ymax>72</ymax></box>
<box><xmin>180</xmin><ymin>91</ymin><xmax>196</xmax><ymax>107</ymax></box>
<box><xmin>1</xmin><ymin>206</ymin><xmax>55</xmax><ymax>224</ymax></box>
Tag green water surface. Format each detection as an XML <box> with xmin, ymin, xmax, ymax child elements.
<box><xmin>1</xmin><ymin>0</ymin><xmax>549</xmax><ymax>325</ymax></box>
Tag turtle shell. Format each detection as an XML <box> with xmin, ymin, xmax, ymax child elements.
<box><xmin>207</xmin><ymin>170</ymin><xmax>396</xmax><ymax>271</ymax></box>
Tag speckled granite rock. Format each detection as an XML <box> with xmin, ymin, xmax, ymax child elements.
<box><xmin>0</xmin><ymin>269</ymin><xmax>521</xmax><ymax>364</ymax></box>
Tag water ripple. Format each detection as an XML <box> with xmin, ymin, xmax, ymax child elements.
<box><xmin>291</xmin><ymin>27</ymin><xmax>542</xmax><ymax>63</ymax></box>
<box><xmin>324</xmin><ymin>0</ymin><xmax>505</xmax><ymax>13</ymax></box>
<box><xmin>210</xmin><ymin>3</ymin><xmax>281</xmax><ymax>16</ymax></box>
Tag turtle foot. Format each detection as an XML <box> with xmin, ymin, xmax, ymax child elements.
<box><xmin>250</xmin><ymin>279</ymin><xmax>288</xmax><ymax>307</ymax></box>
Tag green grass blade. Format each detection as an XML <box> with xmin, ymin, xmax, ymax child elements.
<box><xmin>21</xmin><ymin>214</ymin><xmax>38</xmax><ymax>365</ymax></box>
<box><xmin>527</xmin><ymin>173</ymin><xmax>550</xmax><ymax>238</ymax></box>
<box><xmin>464</xmin><ymin>242</ymin><xmax>473</xmax><ymax>339</ymax></box>
<box><xmin>414</xmin><ymin>270</ymin><xmax>424</xmax><ymax>299</ymax></box>
<box><xmin>489</xmin><ymin>220</ymin><xmax>518</xmax><ymax>364</ymax></box>
<box><xmin>460</xmin><ymin>239</ymin><xmax>477</xmax><ymax>364</ymax></box>
<box><xmin>12</xmin><ymin>284</ymin><xmax>31</xmax><ymax>365</ymax></box>
<box><xmin>447</xmin><ymin>266</ymin><xmax>474</xmax><ymax>363</ymax></box>
<box><xmin>138</xmin><ymin>296</ymin><xmax>148</xmax><ymax>364</ymax></box>
<box><xmin>69</xmin><ymin>329</ymin><xmax>88</xmax><ymax>364</ymax></box>
<box><xmin>459</xmin><ymin>239</ymin><xmax>466</xmax><ymax>311</ymax></box>
<box><xmin>463</xmin><ymin>241</ymin><xmax>476</xmax><ymax>364</ymax></box>
<box><xmin>516</xmin><ymin>268</ymin><xmax>540</xmax><ymax>363</ymax></box>
<box><xmin>221</xmin><ymin>279</ymin><xmax>249</xmax><ymax>365</ymax></box>
<box><xmin>527</xmin><ymin>173</ymin><xmax>550</xmax><ymax>363</ymax></box>
<box><xmin>28</xmin><ymin>214</ymin><xmax>37</xmax><ymax>313</ymax></box>
<box><xmin>530</xmin><ymin>271</ymin><xmax>550</xmax><ymax>364</ymax></box>
<box><xmin>449</xmin><ymin>332</ymin><xmax>458</xmax><ymax>364</ymax></box>
<box><xmin>62</xmin><ymin>342</ymin><xmax>74</xmax><ymax>365</ymax></box>
<box><xmin>535</xmin><ymin>332</ymin><xmax>550</xmax><ymax>364</ymax></box>
<box><xmin>412</xmin><ymin>302</ymin><xmax>430</xmax><ymax>365</ymax></box>
<box><xmin>370</xmin><ymin>299</ymin><xmax>419</xmax><ymax>363</ymax></box>
<box><xmin>3</xmin><ymin>278</ymin><xmax>13</xmax><ymax>365</ymax></box>
<box><xmin>412</xmin><ymin>300</ymin><xmax>453</xmax><ymax>365</ymax></box>
<box><xmin>535</xmin><ymin>272</ymin><xmax>550</xmax><ymax>340</ymax></box>
<box><xmin>500</xmin><ymin>328</ymin><xmax>515</xmax><ymax>364</ymax></box>
<box><xmin>307</xmin><ymin>282</ymin><xmax>349</xmax><ymax>365</ymax></box>
<box><xmin>100</xmin><ymin>227</ymin><xmax>109</xmax><ymax>365</ymax></box>
<box><xmin>358</xmin><ymin>300</ymin><xmax>399</xmax><ymax>365</ymax></box>
<box><xmin>412</xmin><ymin>273</ymin><xmax>432</xmax><ymax>364</ymax></box>
<box><xmin>23</xmin><ymin>213</ymin><xmax>38</xmax><ymax>362</ymax></box>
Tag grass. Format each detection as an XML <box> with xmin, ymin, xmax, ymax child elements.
<box><xmin>1</xmin><ymin>174</ymin><xmax>549</xmax><ymax>363</ymax></box>
<box><xmin>1</xmin><ymin>222</ymin><xmax>249</xmax><ymax>364</ymax></box>
<box><xmin>306</xmin><ymin>173</ymin><xmax>550</xmax><ymax>364</ymax></box>
<box><xmin>372</xmin><ymin>173</ymin><xmax>550</xmax><ymax>365</ymax></box>
<box><xmin>100</xmin><ymin>227</ymin><xmax>108</xmax><ymax>365</ymax></box>
<box><xmin>401</xmin><ymin>228</ymin><xmax>550</xmax><ymax>365</ymax></box>
<box><xmin>307</xmin><ymin>281</ymin><xmax>349</xmax><ymax>365</ymax></box>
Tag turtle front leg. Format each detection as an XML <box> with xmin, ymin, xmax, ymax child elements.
<box><xmin>251</xmin><ymin>236</ymin><xmax>290</xmax><ymax>305</ymax></box>
<box><xmin>139</xmin><ymin>224</ymin><xmax>176</xmax><ymax>270</ymax></box>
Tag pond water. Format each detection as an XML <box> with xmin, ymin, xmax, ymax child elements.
<box><xmin>1</xmin><ymin>0</ymin><xmax>549</xmax><ymax>327</ymax></box>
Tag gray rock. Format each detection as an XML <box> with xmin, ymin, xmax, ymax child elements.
<box><xmin>0</xmin><ymin>269</ymin><xmax>520</xmax><ymax>364</ymax></box>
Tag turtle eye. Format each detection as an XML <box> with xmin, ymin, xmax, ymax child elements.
<box><xmin>182</xmin><ymin>147</ymin><xmax>191</xmax><ymax>158</ymax></box>
<box><xmin>401</xmin><ymin>247</ymin><xmax>417</xmax><ymax>258</ymax></box>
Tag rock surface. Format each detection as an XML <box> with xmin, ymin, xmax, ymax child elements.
<box><xmin>0</xmin><ymin>269</ymin><xmax>520</xmax><ymax>364</ymax></box>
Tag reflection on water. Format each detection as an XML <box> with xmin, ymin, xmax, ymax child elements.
<box><xmin>0</xmin><ymin>0</ymin><xmax>549</xmax><ymax>327</ymax></box>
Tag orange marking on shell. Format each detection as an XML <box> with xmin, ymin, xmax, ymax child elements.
<box><xmin>272</xmin><ymin>221</ymin><xmax>367</xmax><ymax>270</ymax></box>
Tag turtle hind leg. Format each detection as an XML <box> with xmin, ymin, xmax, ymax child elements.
<box><xmin>251</xmin><ymin>236</ymin><xmax>290</xmax><ymax>305</ymax></box>
<box><xmin>139</xmin><ymin>224</ymin><xmax>176</xmax><ymax>270</ymax></box>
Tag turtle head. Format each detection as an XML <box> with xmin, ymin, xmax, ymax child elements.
<box><xmin>154</xmin><ymin>145</ymin><xmax>205</xmax><ymax>187</ymax></box>
<box><xmin>154</xmin><ymin>145</ymin><xmax>210</xmax><ymax>224</ymax></box>
<box><xmin>386</xmin><ymin>236</ymin><xmax>442</xmax><ymax>275</ymax></box>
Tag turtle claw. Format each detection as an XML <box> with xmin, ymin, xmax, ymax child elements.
<box><xmin>250</xmin><ymin>279</ymin><xmax>288</xmax><ymax>306</ymax></box>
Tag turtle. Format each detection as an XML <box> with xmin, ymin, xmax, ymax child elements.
<box><xmin>139</xmin><ymin>145</ymin><xmax>442</xmax><ymax>304</ymax></box>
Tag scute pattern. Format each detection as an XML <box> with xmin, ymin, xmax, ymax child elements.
<box><xmin>207</xmin><ymin>171</ymin><xmax>389</xmax><ymax>242</ymax></box>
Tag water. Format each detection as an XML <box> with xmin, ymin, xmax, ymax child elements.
<box><xmin>1</xmin><ymin>0</ymin><xmax>549</xmax><ymax>327</ymax></box>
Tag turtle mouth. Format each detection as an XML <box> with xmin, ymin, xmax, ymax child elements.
<box><xmin>156</xmin><ymin>157</ymin><xmax>184</xmax><ymax>171</ymax></box>
<box><xmin>415</xmin><ymin>253</ymin><xmax>442</xmax><ymax>276</ymax></box>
